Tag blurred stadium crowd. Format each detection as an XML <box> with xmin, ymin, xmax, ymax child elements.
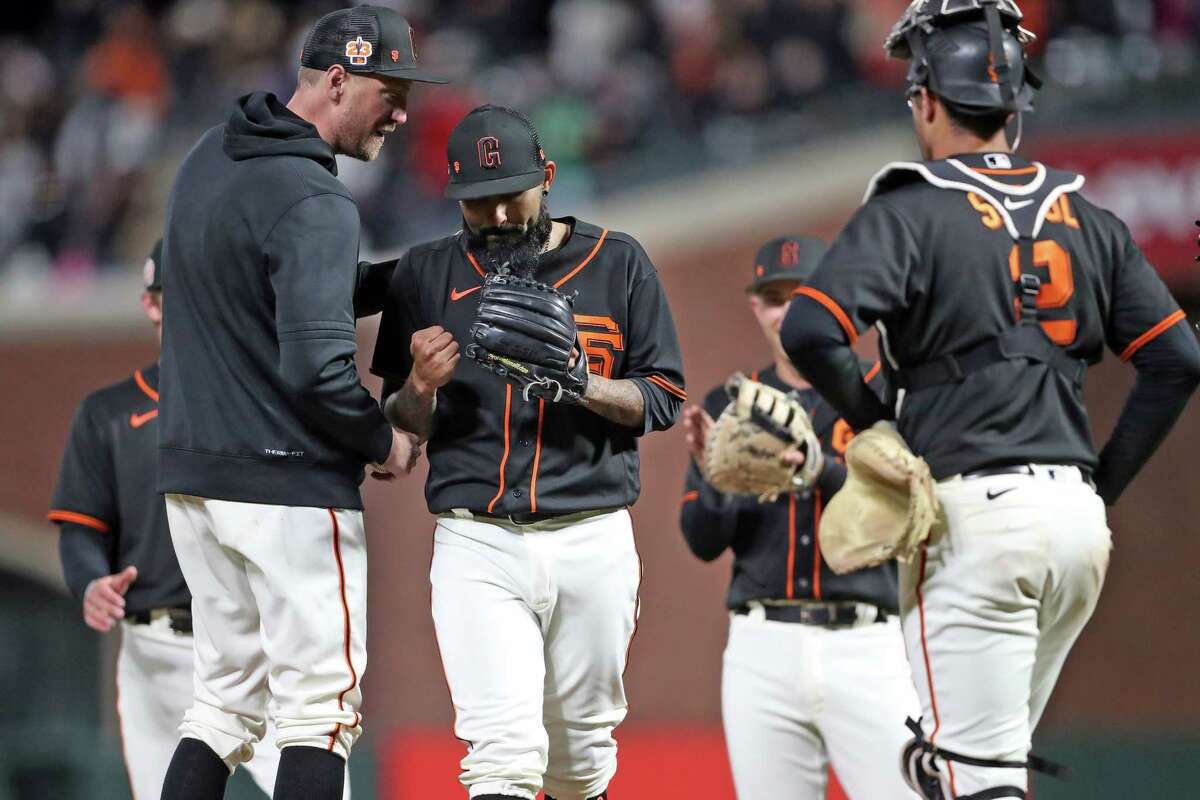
<box><xmin>0</xmin><ymin>0</ymin><xmax>1195</xmax><ymax>282</ymax></box>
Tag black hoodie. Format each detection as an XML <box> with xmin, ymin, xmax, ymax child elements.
<box><xmin>158</xmin><ymin>92</ymin><xmax>393</xmax><ymax>510</ymax></box>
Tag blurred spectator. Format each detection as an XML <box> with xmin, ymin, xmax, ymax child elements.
<box><xmin>0</xmin><ymin>0</ymin><xmax>1195</xmax><ymax>279</ymax></box>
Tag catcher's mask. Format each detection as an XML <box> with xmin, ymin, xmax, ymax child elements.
<box><xmin>886</xmin><ymin>0</ymin><xmax>1040</xmax><ymax>117</ymax></box>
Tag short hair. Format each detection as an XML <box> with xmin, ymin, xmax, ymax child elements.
<box><xmin>297</xmin><ymin>66</ymin><xmax>325</xmax><ymax>87</ymax></box>
<box><xmin>940</xmin><ymin>96</ymin><xmax>1010</xmax><ymax>141</ymax></box>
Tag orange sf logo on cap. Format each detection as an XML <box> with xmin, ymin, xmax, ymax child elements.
<box><xmin>346</xmin><ymin>36</ymin><xmax>372</xmax><ymax>66</ymax></box>
<box><xmin>390</xmin><ymin>49</ymin><xmax>400</xmax><ymax>63</ymax></box>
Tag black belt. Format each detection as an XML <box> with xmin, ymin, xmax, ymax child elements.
<box><xmin>962</xmin><ymin>464</ymin><xmax>1092</xmax><ymax>481</ymax></box>
<box><xmin>127</xmin><ymin>606</ymin><xmax>192</xmax><ymax>634</ymax></box>
<box><xmin>733</xmin><ymin>601</ymin><xmax>888</xmax><ymax>628</ymax></box>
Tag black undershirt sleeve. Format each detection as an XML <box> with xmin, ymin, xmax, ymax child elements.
<box><xmin>781</xmin><ymin>297</ymin><xmax>891</xmax><ymax>430</ymax></box>
<box><xmin>1094</xmin><ymin>323</ymin><xmax>1200</xmax><ymax>505</ymax></box>
<box><xmin>58</xmin><ymin>522</ymin><xmax>116</xmax><ymax>601</ymax></box>
<box><xmin>679</xmin><ymin>459</ymin><xmax>742</xmax><ymax>562</ymax></box>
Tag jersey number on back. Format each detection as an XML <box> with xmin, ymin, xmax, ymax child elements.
<box><xmin>1007</xmin><ymin>240</ymin><xmax>1076</xmax><ymax>345</ymax></box>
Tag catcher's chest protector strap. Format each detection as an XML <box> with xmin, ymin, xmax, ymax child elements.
<box><xmin>866</xmin><ymin>160</ymin><xmax>1088</xmax><ymax>392</ymax></box>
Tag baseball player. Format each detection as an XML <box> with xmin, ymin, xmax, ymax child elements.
<box><xmin>679</xmin><ymin>235</ymin><xmax>919</xmax><ymax>800</ymax></box>
<box><xmin>370</xmin><ymin>105</ymin><xmax>686</xmax><ymax>800</ymax></box>
<box><xmin>780</xmin><ymin>2</ymin><xmax>1200</xmax><ymax>798</ymax></box>
<box><xmin>48</xmin><ymin>242</ymin><xmax>359</xmax><ymax>799</ymax></box>
<box><xmin>156</xmin><ymin>7</ymin><xmax>443</xmax><ymax>798</ymax></box>
<box><xmin>48</xmin><ymin>242</ymin><xmax>289</xmax><ymax>799</ymax></box>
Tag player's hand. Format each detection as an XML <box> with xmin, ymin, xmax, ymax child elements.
<box><xmin>781</xmin><ymin>448</ymin><xmax>807</xmax><ymax>467</ymax></box>
<box><xmin>410</xmin><ymin>326</ymin><xmax>460</xmax><ymax>396</ymax></box>
<box><xmin>369</xmin><ymin>428</ymin><xmax>422</xmax><ymax>480</ymax></box>
<box><xmin>82</xmin><ymin>565</ymin><xmax>138</xmax><ymax>633</ymax></box>
<box><xmin>682</xmin><ymin>405</ymin><xmax>715</xmax><ymax>466</ymax></box>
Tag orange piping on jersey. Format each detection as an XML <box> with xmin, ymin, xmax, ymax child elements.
<box><xmin>812</xmin><ymin>489</ymin><xmax>823</xmax><ymax>600</ymax></box>
<box><xmin>47</xmin><ymin>510</ymin><xmax>110</xmax><ymax>533</ymax></box>
<box><xmin>647</xmin><ymin>374</ymin><xmax>687</xmax><ymax>401</ymax></box>
<box><xmin>487</xmin><ymin>385</ymin><xmax>514</xmax><ymax>513</ymax></box>
<box><xmin>134</xmin><ymin>369</ymin><xmax>159</xmax><ymax>402</ymax></box>
<box><xmin>786</xmin><ymin>494</ymin><xmax>797</xmax><ymax>600</ymax></box>
<box><xmin>529</xmin><ymin>399</ymin><xmax>546</xmax><ymax>513</ymax></box>
<box><xmin>328</xmin><ymin>508</ymin><xmax>361</xmax><ymax>751</ymax></box>
<box><xmin>916</xmin><ymin>545</ymin><xmax>956</xmax><ymax>794</ymax></box>
<box><xmin>681</xmin><ymin>490</ymin><xmax>700</xmax><ymax>504</ymax></box>
<box><xmin>553</xmin><ymin>228</ymin><xmax>608</xmax><ymax>289</ymax></box>
<box><xmin>864</xmin><ymin>361</ymin><xmax>882</xmax><ymax>383</ymax></box>
<box><xmin>794</xmin><ymin>287</ymin><xmax>858</xmax><ymax>345</ymax></box>
<box><xmin>972</xmin><ymin>166</ymin><xmax>1038</xmax><ymax>176</ymax></box>
<box><xmin>1120</xmin><ymin>310</ymin><xmax>1186</xmax><ymax>363</ymax></box>
<box><xmin>465</xmin><ymin>251</ymin><xmax>487</xmax><ymax>278</ymax></box>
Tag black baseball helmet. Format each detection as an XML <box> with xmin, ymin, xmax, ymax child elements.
<box><xmin>886</xmin><ymin>0</ymin><xmax>1040</xmax><ymax>116</ymax></box>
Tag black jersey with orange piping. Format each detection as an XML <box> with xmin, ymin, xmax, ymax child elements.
<box><xmin>48</xmin><ymin>364</ymin><xmax>190</xmax><ymax>612</ymax></box>
<box><xmin>679</xmin><ymin>362</ymin><xmax>898</xmax><ymax>612</ymax></box>
<box><xmin>782</xmin><ymin>151</ymin><xmax>1194</xmax><ymax>486</ymax></box>
<box><xmin>371</xmin><ymin>217</ymin><xmax>686</xmax><ymax>516</ymax></box>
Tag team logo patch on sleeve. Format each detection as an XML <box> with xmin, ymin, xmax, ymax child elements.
<box><xmin>345</xmin><ymin>36</ymin><xmax>372</xmax><ymax>66</ymax></box>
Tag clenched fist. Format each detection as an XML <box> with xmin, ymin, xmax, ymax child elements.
<box><xmin>410</xmin><ymin>325</ymin><xmax>460</xmax><ymax>396</ymax></box>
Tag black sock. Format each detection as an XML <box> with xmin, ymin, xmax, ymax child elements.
<box><xmin>160</xmin><ymin>737</ymin><xmax>228</xmax><ymax>800</ymax></box>
<box><xmin>272</xmin><ymin>746</ymin><xmax>345</xmax><ymax>800</ymax></box>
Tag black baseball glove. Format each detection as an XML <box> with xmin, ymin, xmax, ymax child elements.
<box><xmin>464</xmin><ymin>270</ymin><xmax>590</xmax><ymax>403</ymax></box>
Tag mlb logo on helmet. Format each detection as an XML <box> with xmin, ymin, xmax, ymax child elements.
<box><xmin>345</xmin><ymin>36</ymin><xmax>372</xmax><ymax>66</ymax></box>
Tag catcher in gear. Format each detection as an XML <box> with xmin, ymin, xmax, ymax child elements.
<box><xmin>781</xmin><ymin>2</ymin><xmax>1200</xmax><ymax>798</ymax></box>
<box><xmin>371</xmin><ymin>104</ymin><xmax>686</xmax><ymax>800</ymax></box>
<box><xmin>680</xmin><ymin>235</ymin><xmax>919</xmax><ymax>800</ymax></box>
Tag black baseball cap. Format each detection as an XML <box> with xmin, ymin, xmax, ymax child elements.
<box><xmin>300</xmin><ymin>5</ymin><xmax>448</xmax><ymax>84</ymax></box>
<box><xmin>445</xmin><ymin>105</ymin><xmax>547</xmax><ymax>201</ymax></box>
<box><xmin>144</xmin><ymin>238</ymin><xmax>163</xmax><ymax>292</ymax></box>
<box><xmin>746</xmin><ymin>235</ymin><xmax>828</xmax><ymax>292</ymax></box>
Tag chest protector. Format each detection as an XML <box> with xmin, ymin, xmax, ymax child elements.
<box><xmin>866</xmin><ymin>157</ymin><xmax>1088</xmax><ymax>393</ymax></box>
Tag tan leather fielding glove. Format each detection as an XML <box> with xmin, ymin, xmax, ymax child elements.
<box><xmin>703</xmin><ymin>373</ymin><xmax>824</xmax><ymax>503</ymax></box>
<box><xmin>819</xmin><ymin>422</ymin><xmax>941</xmax><ymax>574</ymax></box>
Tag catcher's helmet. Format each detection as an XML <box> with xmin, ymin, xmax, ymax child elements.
<box><xmin>886</xmin><ymin>0</ymin><xmax>1040</xmax><ymax>116</ymax></box>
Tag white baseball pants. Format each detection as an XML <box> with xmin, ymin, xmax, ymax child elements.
<box><xmin>721</xmin><ymin>606</ymin><xmax>921</xmax><ymax>800</ymax></box>
<box><xmin>430</xmin><ymin>508</ymin><xmax>641</xmax><ymax>800</ymax></box>
<box><xmin>900</xmin><ymin>466</ymin><xmax>1111</xmax><ymax>798</ymax></box>
<box><xmin>116</xmin><ymin>618</ymin><xmax>281</xmax><ymax>799</ymax></box>
<box><xmin>165</xmin><ymin>494</ymin><xmax>367</xmax><ymax>768</ymax></box>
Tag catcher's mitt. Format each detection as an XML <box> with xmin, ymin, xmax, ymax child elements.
<box><xmin>703</xmin><ymin>373</ymin><xmax>824</xmax><ymax>502</ymax></box>
<box><xmin>818</xmin><ymin>422</ymin><xmax>942</xmax><ymax>575</ymax></box>
<box><xmin>464</xmin><ymin>270</ymin><xmax>590</xmax><ymax>403</ymax></box>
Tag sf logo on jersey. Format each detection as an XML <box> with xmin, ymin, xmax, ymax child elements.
<box><xmin>575</xmin><ymin>315</ymin><xmax>624</xmax><ymax>378</ymax></box>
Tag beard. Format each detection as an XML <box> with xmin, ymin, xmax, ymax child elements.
<box><xmin>466</xmin><ymin>200</ymin><xmax>552</xmax><ymax>277</ymax></box>
<box><xmin>336</xmin><ymin>108</ymin><xmax>391</xmax><ymax>162</ymax></box>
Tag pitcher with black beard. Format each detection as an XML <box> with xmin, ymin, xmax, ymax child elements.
<box><xmin>370</xmin><ymin>104</ymin><xmax>687</xmax><ymax>800</ymax></box>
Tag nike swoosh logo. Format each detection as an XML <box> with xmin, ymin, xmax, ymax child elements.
<box><xmin>1003</xmin><ymin>198</ymin><xmax>1034</xmax><ymax>211</ymax></box>
<box><xmin>986</xmin><ymin>487</ymin><xmax>1018</xmax><ymax>500</ymax></box>
<box><xmin>129</xmin><ymin>410</ymin><xmax>158</xmax><ymax>428</ymax></box>
<box><xmin>450</xmin><ymin>286</ymin><xmax>482</xmax><ymax>302</ymax></box>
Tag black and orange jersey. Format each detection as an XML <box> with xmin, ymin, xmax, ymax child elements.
<box><xmin>48</xmin><ymin>364</ymin><xmax>190</xmax><ymax>611</ymax></box>
<box><xmin>786</xmin><ymin>152</ymin><xmax>1190</xmax><ymax>481</ymax></box>
<box><xmin>679</xmin><ymin>362</ymin><xmax>898</xmax><ymax>611</ymax></box>
<box><xmin>371</xmin><ymin>217</ymin><xmax>686</xmax><ymax>515</ymax></box>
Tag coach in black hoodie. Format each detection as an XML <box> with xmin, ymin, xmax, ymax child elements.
<box><xmin>157</xmin><ymin>7</ymin><xmax>447</xmax><ymax>799</ymax></box>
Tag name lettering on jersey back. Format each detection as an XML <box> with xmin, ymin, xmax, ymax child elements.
<box><xmin>575</xmin><ymin>315</ymin><xmax>624</xmax><ymax>378</ymax></box>
<box><xmin>967</xmin><ymin>192</ymin><xmax>1081</xmax><ymax>231</ymax></box>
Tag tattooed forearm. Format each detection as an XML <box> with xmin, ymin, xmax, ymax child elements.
<box><xmin>580</xmin><ymin>375</ymin><xmax>645</xmax><ymax>428</ymax></box>
<box><xmin>384</xmin><ymin>379</ymin><xmax>437</xmax><ymax>441</ymax></box>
